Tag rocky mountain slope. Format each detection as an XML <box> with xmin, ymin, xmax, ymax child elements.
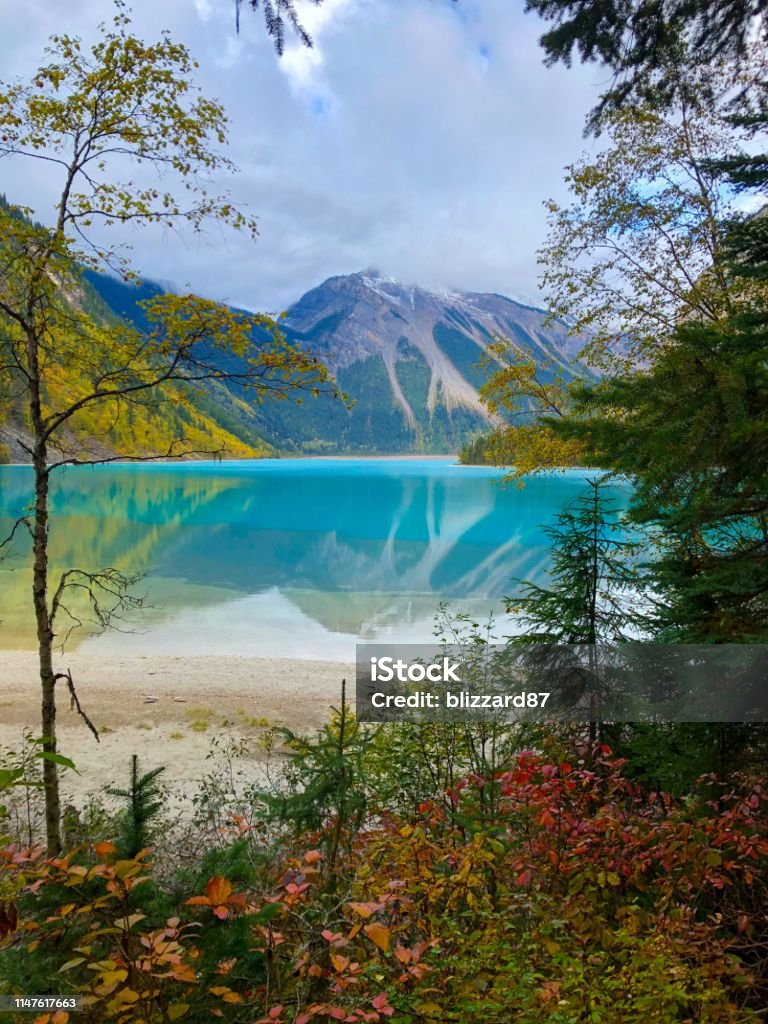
<box><xmin>268</xmin><ymin>271</ymin><xmax>583</xmax><ymax>451</ymax></box>
<box><xmin>3</xmin><ymin>265</ymin><xmax>587</xmax><ymax>459</ymax></box>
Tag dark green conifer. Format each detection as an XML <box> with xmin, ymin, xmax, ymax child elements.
<box><xmin>506</xmin><ymin>477</ymin><xmax>646</xmax><ymax>643</ymax></box>
<box><xmin>106</xmin><ymin>755</ymin><xmax>166</xmax><ymax>858</ymax></box>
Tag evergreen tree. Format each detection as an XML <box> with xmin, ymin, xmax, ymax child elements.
<box><xmin>561</xmin><ymin>317</ymin><xmax>768</xmax><ymax>641</ymax></box>
<box><xmin>525</xmin><ymin>0</ymin><xmax>767</xmax><ymax>125</ymax></box>
<box><xmin>106</xmin><ymin>755</ymin><xmax>166</xmax><ymax>859</ymax></box>
<box><xmin>235</xmin><ymin>0</ymin><xmax>323</xmax><ymax>52</ymax></box>
<box><xmin>506</xmin><ymin>478</ymin><xmax>646</xmax><ymax>644</ymax></box>
<box><xmin>555</xmin><ymin>104</ymin><xmax>768</xmax><ymax>642</ymax></box>
<box><xmin>519</xmin><ymin>6</ymin><xmax>768</xmax><ymax>774</ymax></box>
<box><xmin>504</xmin><ymin>478</ymin><xmax>648</xmax><ymax>745</ymax></box>
<box><xmin>458</xmin><ymin>433</ymin><xmax>492</xmax><ymax>465</ymax></box>
<box><xmin>259</xmin><ymin>683</ymin><xmax>370</xmax><ymax>887</ymax></box>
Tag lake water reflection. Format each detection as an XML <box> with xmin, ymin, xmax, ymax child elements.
<box><xmin>0</xmin><ymin>459</ymin><xmax>630</xmax><ymax>659</ymax></box>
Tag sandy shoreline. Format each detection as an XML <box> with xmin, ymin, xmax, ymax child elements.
<box><xmin>0</xmin><ymin>651</ymin><xmax>354</xmax><ymax>808</ymax></box>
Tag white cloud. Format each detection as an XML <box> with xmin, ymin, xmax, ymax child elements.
<box><xmin>0</xmin><ymin>0</ymin><xmax>605</xmax><ymax>311</ymax></box>
<box><xmin>733</xmin><ymin>193</ymin><xmax>767</xmax><ymax>214</ymax></box>
<box><xmin>194</xmin><ymin>0</ymin><xmax>214</xmax><ymax>23</ymax></box>
<box><xmin>280</xmin><ymin>0</ymin><xmax>359</xmax><ymax>86</ymax></box>
<box><xmin>278</xmin><ymin>0</ymin><xmax>363</xmax><ymax>115</ymax></box>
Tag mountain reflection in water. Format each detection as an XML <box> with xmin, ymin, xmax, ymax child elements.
<box><xmin>0</xmin><ymin>459</ymin><xmax>630</xmax><ymax>658</ymax></box>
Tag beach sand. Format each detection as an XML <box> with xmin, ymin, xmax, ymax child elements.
<box><xmin>0</xmin><ymin>651</ymin><xmax>354</xmax><ymax>808</ymax></box>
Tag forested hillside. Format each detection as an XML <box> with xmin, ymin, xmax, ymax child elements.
<box><xmin>83</xmin><ymin>268</ymin><xmax>593</xmax><ymax>456</ymax></box>
<box><xmin>0</xmin><ymin>198</ymin><xmax>272</xmax><ymax>464</ymax></box>
<box><xmin>2</xmin><ymin>245</ymin><xmax>594</xmax><ymax>461</ymax></box>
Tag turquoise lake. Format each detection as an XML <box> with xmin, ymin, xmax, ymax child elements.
<box><xmin>0</xmin><ymin>459</ymin><xmax>630</xmax><ymax>660</ymax></box>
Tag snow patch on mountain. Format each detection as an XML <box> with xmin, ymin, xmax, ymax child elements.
<box><xmin>282</xmin><ymin>270</ymin><xmax>586</xmax><ymax>434</ymax></box>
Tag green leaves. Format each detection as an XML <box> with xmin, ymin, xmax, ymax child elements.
<box><xmin>538</xmin><ymin>93</ymin><xmax>743</xmax><ymax>372</ymax></box>
<box><xmin>476</xmin><ymin>336</ymin><xmax>587</xmax><ymax>478</ymax></box>
<box><xmin>105</xmin><ymin>755</ymin><xmax>166</xmax><ymax>859</ymax></box>
<box><xmin>2</xmin><ymin>728</ymin><xmax>767</xmax><ymax>1021</ymax></box>
<box><xmin>0</xmin><ymin>6</ymin><xmax>255</xmax><ymax>271</ymax></box>
<box><xmin>36</xmin><ymin>752</ymin><xmax>77</xmax><ymax>772</ymax></box>
<box><xmin>0</xmin><ymin>768</ymin><xmax>24</xmax><ymax>793</ymax></box>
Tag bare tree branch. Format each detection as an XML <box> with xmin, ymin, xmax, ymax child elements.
<box><xmin>54</xmin><ymin>669</ymin><xmax>100</xmax><ymax>743</ymax></box>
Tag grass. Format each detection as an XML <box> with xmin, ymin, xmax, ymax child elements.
<box><xmin>236</xmin><ymin>709</ymin><xmax>273</xmax><ymax>729</ymax></box>
<box><xmin>187</xmin><ymin>706</ymin><xmax>213</xmax><ymax>733</ymax></box>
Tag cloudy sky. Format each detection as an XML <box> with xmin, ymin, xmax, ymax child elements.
<box><xmin>0</xmin><ymin>0</ymin><xmax>605</xmax><ymax>312</ymax></box>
